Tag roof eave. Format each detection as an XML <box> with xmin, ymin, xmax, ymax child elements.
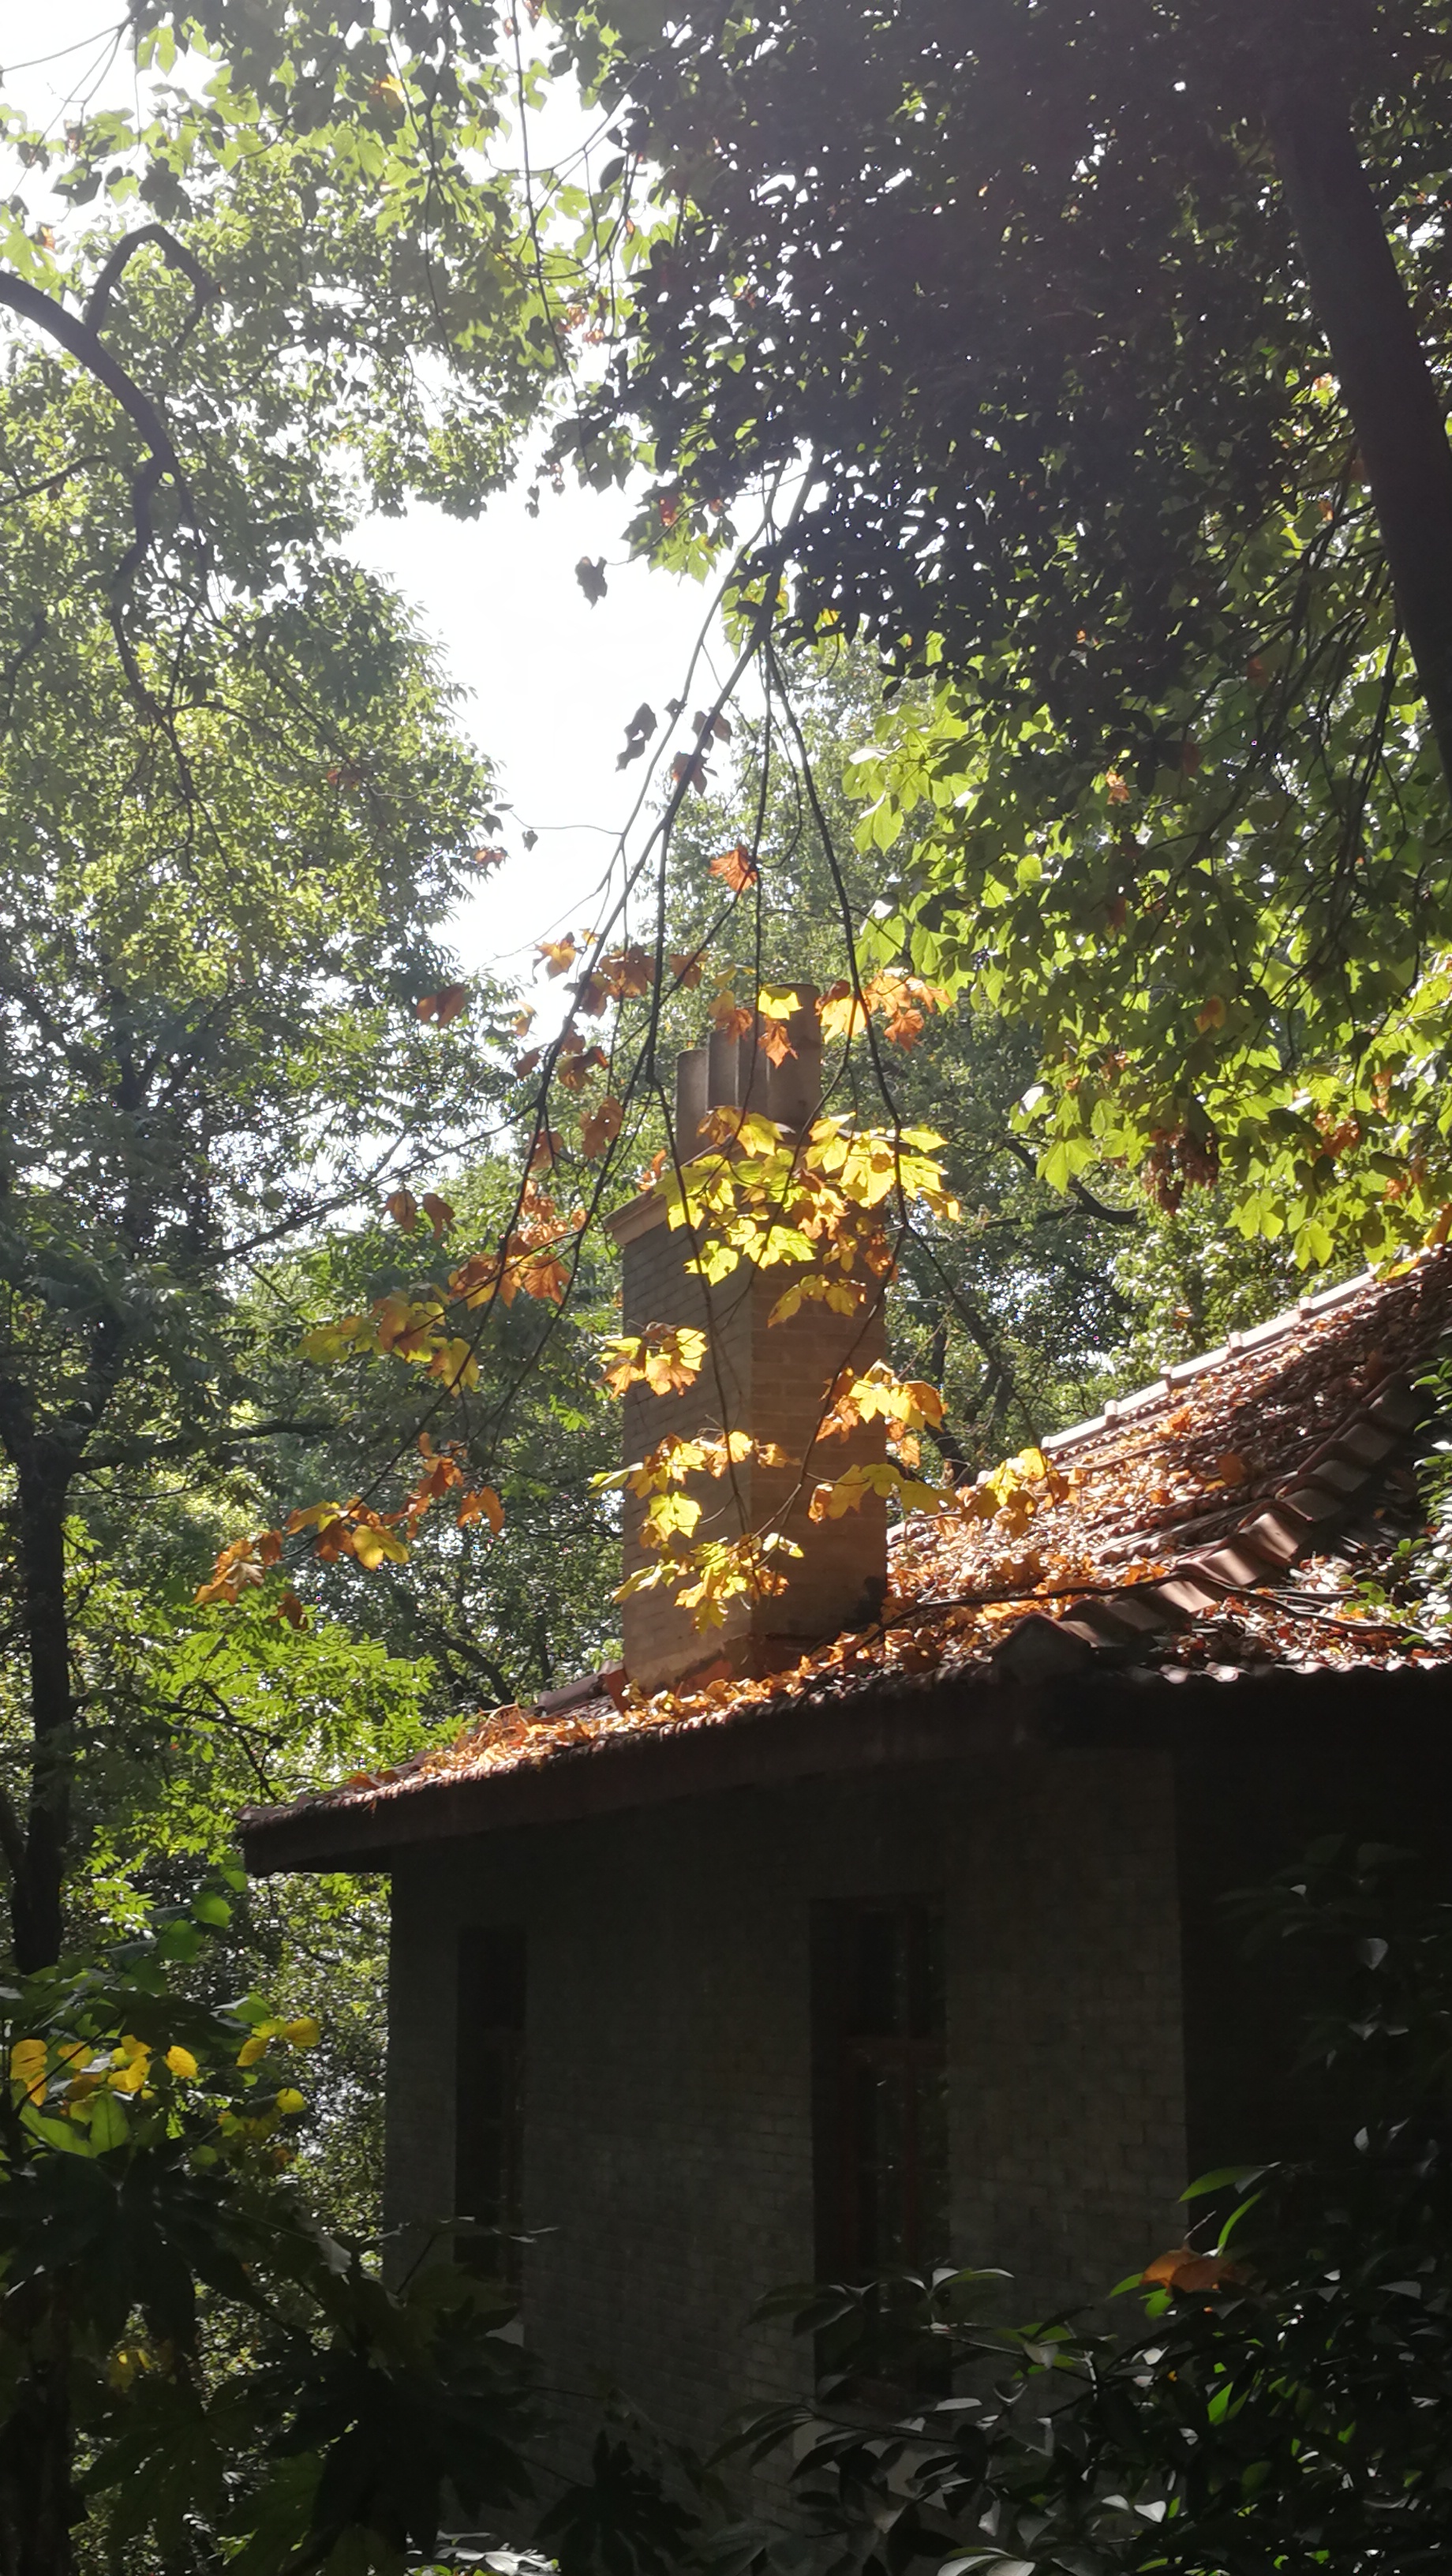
<box><xmin>239</xmin><ymin>1659</ymin><xmax>1451</xmax><ymax>1874</ymax></box>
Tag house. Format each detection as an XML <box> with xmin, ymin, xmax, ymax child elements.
<box><xmin>243</xmin><ymin>1024</ymin><xmax>1452</xmax><ymax>2458</ymax></box>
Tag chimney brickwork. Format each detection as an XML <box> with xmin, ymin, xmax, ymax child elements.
<box><xmin>608</xmin><ymin>994</ymin><xmax>888</xmax><ymax>1694</ymax></box>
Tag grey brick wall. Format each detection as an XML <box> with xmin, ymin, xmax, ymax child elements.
<box><xmin>384</xmin><ymin>1738</ymin><xmax>1187</xmax><ymax>2467</ymax></box>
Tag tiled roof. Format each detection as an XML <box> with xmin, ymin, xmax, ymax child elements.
<box><xmin>241</xmin><ymin>1253</ymin><xmax>1452</xmax><ymax>1854</ymax></box>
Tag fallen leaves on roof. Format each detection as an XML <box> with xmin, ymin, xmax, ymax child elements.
<box><xmin>254</xmin><ymin>1255</ymin><xmax>1452</xmax><ymax>1825</ymax></box>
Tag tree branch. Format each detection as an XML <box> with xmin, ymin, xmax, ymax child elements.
<box><xmin>74</xmin><ymin>1417</ymin><xmax>339</xmax><ymax>1476</ymax></box>
<box><xmin>0</xmin><ymin>268</ymin><xmax>184</xmax><ymax>488</ymax></box>
<box><xmin>83</xmin><ymin>223</ymin><xmax>215</xmax><ymax>338</ymax></box>
<box><xmin>999</xmin><ymin>1132</ymin><xmax>1140</xmax><ymax>1224</ymax></box>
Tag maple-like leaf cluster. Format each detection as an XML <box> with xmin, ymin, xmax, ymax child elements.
<box><xmin>204</xmin><ymin>976</ymin><xmax>970</xmax><ymax>1638</ymax></box>
<box><xmin>818</xmin><ymin>970</ymin><xmax>952</xmax><ymax>1051</ymax></box>
<box><xmin>194</xmin><ymin>1432</ymin><xmax>503</xmax><ymax>1611</ymax></box>
<box><xmin>598</xmin><ymin>1324</ymin><xmax>707</xmax><ymax>1397</ymax></box>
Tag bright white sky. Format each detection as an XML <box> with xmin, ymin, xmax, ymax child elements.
<box><xmin>0</xmin><ymin>0</ymin><xmax>743</xmax><ymax>994</ymax></box>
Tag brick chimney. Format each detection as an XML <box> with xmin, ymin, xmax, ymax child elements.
<box><xmin>607</xmin><ymin>991</ymin><xmax>887</xmax><ymax>1694</ymax></box>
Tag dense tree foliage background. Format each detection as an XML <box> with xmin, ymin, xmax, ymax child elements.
<box><xmin>538</xmin><ymin>0</ymin><xmax>1452</xmax><ymax>1266</ymax></box>
<box><xmin>2</xmin><ymin>2</ymin><xmax>1449</xmax><ymax>2564</ymax></box>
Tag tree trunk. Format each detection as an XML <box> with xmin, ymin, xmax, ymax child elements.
<box><xmin>1266</xmin><ymin>71</ymin><xmax>1452</xmax><ymax>796</ymax></box>
<box><xmin>12</xmin><ymin>1480</ymin><xmax>73</xmax><ymax>1974</ymax></box>
<box><xmin>0</xmin><ymin>2284</ymin><xmax>75</xmax><ymax>2576</ymax></box>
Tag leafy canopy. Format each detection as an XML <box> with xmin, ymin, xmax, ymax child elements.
<box><xmin>532</xmin><ymin>0</ymin><xmax>1452</xmax><ymax>1263</ymax></box>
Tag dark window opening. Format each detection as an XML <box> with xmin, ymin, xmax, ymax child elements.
<box><xmin>455</xmin><ymin>1924</ymin><xmax>526</xmax><ymax>2294</ymax></box>
<box><xmin>812</xmin><ymin>1900</ymin><xmax>949</xmax><ymax>2384</ymax></box>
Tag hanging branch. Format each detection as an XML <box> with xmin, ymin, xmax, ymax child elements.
<box><xmin>0</xmin><ymin>225</ymin><xmax>215</xmax><ymax>601</ymax></box>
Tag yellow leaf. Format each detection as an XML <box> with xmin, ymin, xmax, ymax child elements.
<box><xmin>237</xmin><ymin>2034</ymin><xmax>269</xmax><ymax>2068</ymax></box>
<box><xmin>9</xmin><ymin>2039</ymin><xmax>46</xmax><ymax>2103</ymax></box>
<box><xmin>428</xmin><ymin>1337</ymin><xmax>479</xmax><ymax>1394</ymax></box>
<box><xmin>283</xmin><ymin>2017</ymin><xmax>321</xmax><ymax>2050</ymax></box>
<box><xmin>818</xmin><ymin>980</ymin><xmax>866</xmax><ymax>1041</ymax></box>
<box><xmin>351</xmin><ymin>1522</ymin><xmax>410</xmax><ymax>1569</ymax></box>
<box><xmin>600</xmin><ymin>1324</ymin><xmax>707</xmax><ymax>1395</ymax></box>
<box><xmin>642</xmin><ymin>1491</ymin><xmax>703</xmax><ymax>1545</ymax></box>
<box><xmin>300</xmin><ymin>1321</ymin><xmax>358</xmax><ymax>1363</ymax></box>
<box><xmin>165</xmin><ymin>2046</ymin><xmax>199</xmax><ymax>2082</ymax></box>
<box><xmin>370</xmin><ymin>1293</ymin><xmax>414</xmax><ymax>1350</ymax></box>
<box><xmin>275</xmin><ymin>2087</ymin><xmax>306</xmax><ymax>2116</ymax></box>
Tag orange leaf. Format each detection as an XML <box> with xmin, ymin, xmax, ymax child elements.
<box><xmin>537</xmin><ymin>938</ymin><xmax>578</xmax><ymax>979</ymax></box>
<box><xmin>457</xmin><ymin>1485</ymin><xmax>505</xmax><ymax>1535</ymax></box>
<box><xmin>710</xmin><ymin>998</ymin><xmax>754</xmax><ymax>1040</ymax></box>
<box><xmin>421</xmin><ymin>1193</ymin><xmax>455</xmax><ymax>1237</ymax></box>
<box><xmin>1196</xmin><ymin>995</ymin><xmax>1226</xmax><ymax>1032</ymax></box>
<box><xmin>522</xmin><ymin>1253</ymin><xmax>570</xmax><ymax>1301</ymax></box>
<box><xmin>386</xmin><ymin>1188</ymin><xmax>419</xmax><ymax>1230</ymax></box>
<box><xmin>708</xmin><ymin>842</ymin><xmax>759</xmax><ymax>894</ymax></box>
<box><xmin>1141</xmin><ymin>2245</ymin><xmax>1195</xmax><ymax>2286</ymax></box>
<box><xmin>1143</xmin><ymin>2246</ymin><xmax>1248</xmax><ymax>2293</ymax></box>
<box><xmin>582</xmin><ymin>1095</ymin><xmax>624</xmax><ymax>1159</ymax></box>
<box><xmin>417</xmin><ymin>983</ymin><xmax>467</xmax><ymax>1026</ymax></box>
<box><xmin>884</xmin><ymin>1006</ymin><xmax>925</xmax><ymax>1050</ymax></box>
<box><xmin>556</xmin><ymin>1044</ymin><xmax>609</xmax><ymax>1094</ymax></box>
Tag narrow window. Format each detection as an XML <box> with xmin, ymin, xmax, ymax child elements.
<box><xmin>812</xmin><ymin>1900</ymin><xmax>949</xmax><ymax>2281</ymax></box>
<box><xmin>455</xmin><ymin>1924</ymin><xmax>526</xmax><ymax>2293</ymax></box>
